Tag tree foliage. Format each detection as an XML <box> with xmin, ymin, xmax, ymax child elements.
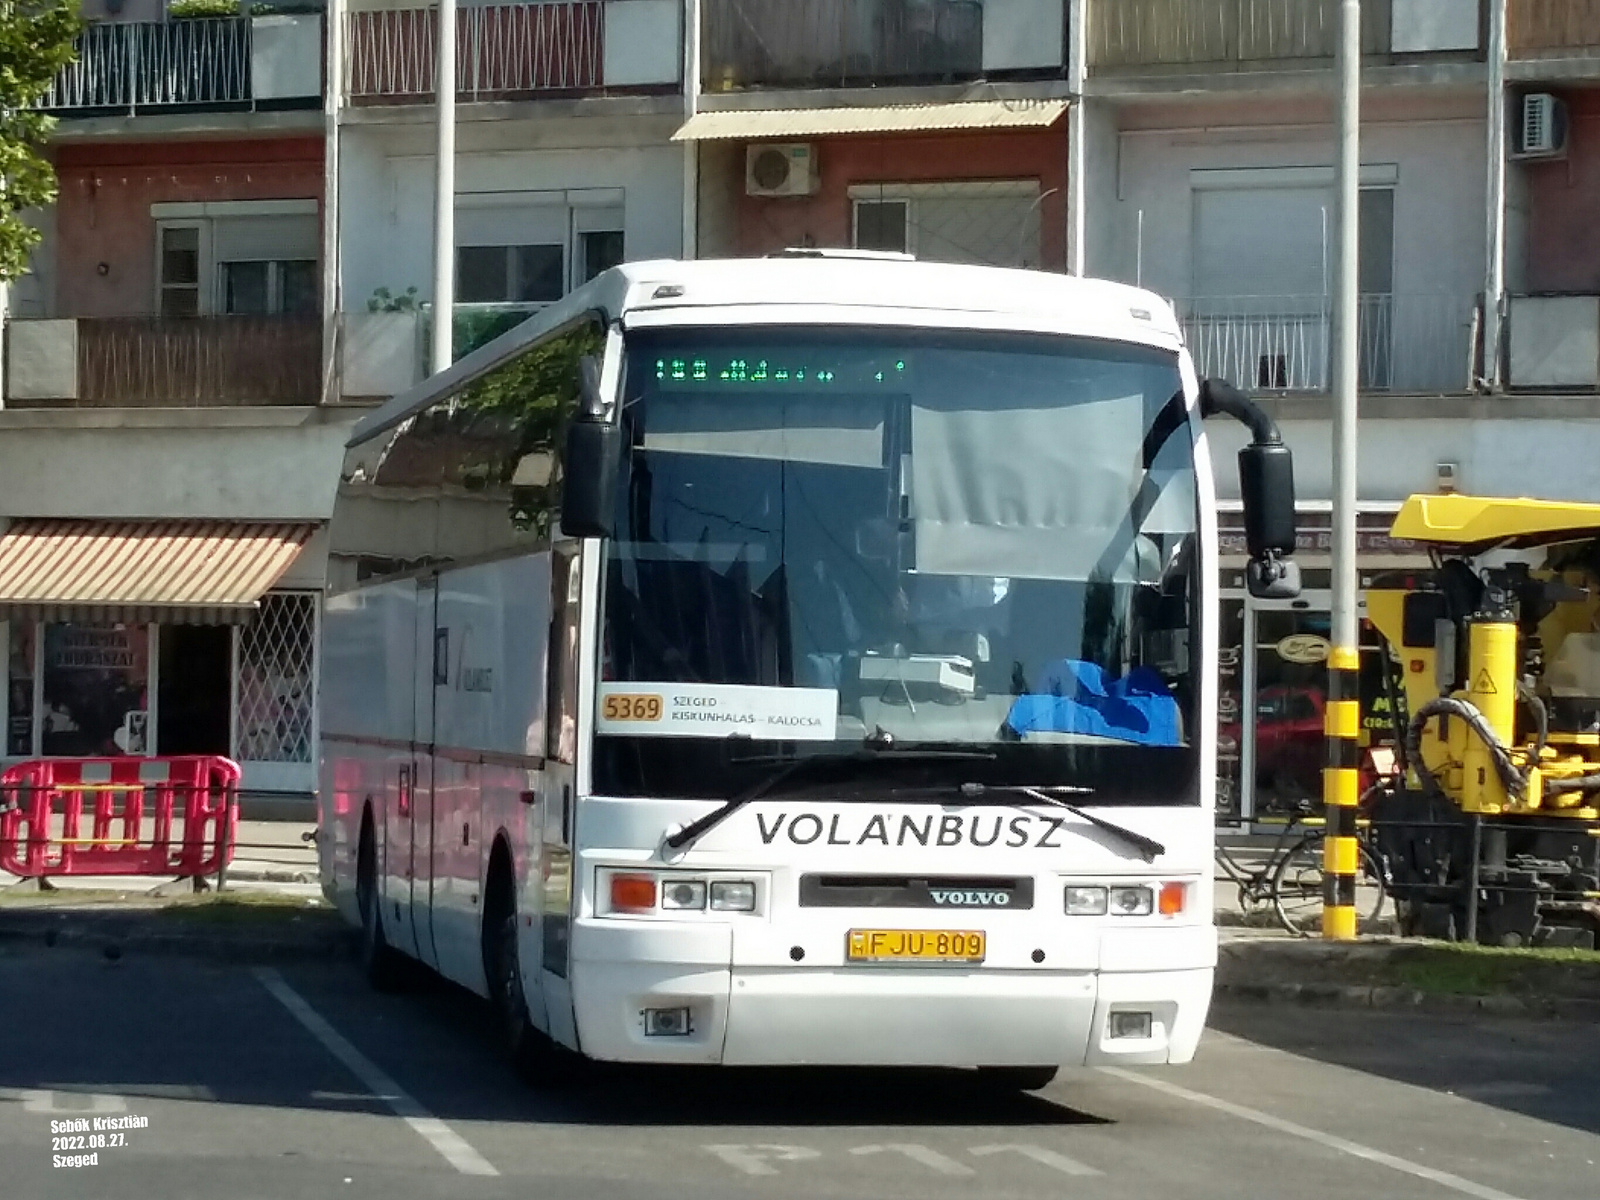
<box><xmin>0</xmin><ymin>0</ymin><xmax>82</xmax><ymax>284</ymax></box>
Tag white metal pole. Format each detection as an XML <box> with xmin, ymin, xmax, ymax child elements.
<box><xmin>681</xmin><ymin>0</ymin><xmax>701</xmax><ymax>259</ymax></box>
<box><xmin>430</xmin><ymin>0</ymin><xmax>457</xmax><ymax>375</ymax></box>
<box><xmin>0</xmin><ymin>280</ymin><xmax>9</xmax><ymax>409</ymax></box>
<box><xmin>1324</xmin><ymin>0</ymin><xmax>1362</xmax><ymax>942</ymax></box>
<box><xmin>1484</xmin><ymin>0</ymin><xmax>1508</xmax><ymax>390</ymax></box>
<box><xmin>1066</xmin><ymin>0</ymin><xmax>1087</xmax><ymax>276</ymax></box>
<box><xmin>321</xmin><ymin>0</ymin><xmax>344</xmax><ymax>404</ymax></box>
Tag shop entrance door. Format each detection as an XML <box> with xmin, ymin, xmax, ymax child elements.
<box><xmin>157</xmin><ymin>626</ymin><xmax>232</xmax><ymax>756</ymax></box>
<box><xmin>1242</xmin><ymin>590</ymin><xmax>1333</xmax><ymax>821</ymax></box>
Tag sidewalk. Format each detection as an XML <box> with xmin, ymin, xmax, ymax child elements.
<box><xmin>0</xmin><ymin>819</ymin><xmax>321</xmax><ymax>897</ymax></box>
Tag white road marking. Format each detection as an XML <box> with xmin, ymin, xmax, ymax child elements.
<box><xmin>851</xmin><ymin>1143</ymin><xmax>975</xmax><ymax>1176</ymax></box>
<box><xmin>1100</xmin><ymin>1067</ymin><xmax>1525</xmax><ymax>1200</ymax></box>
<box><xmin>254</xmin><ymin>968</ymin><xmax>498</xmax><ymax>1177</ymax></box>
<box><xmin>704</xmin><ymin>1144</ymin><xmax>822</xmax><ymax>1176</ymax></box>
<box><xmin>970</xmin><ymin>1143</ymin><xmax>1102</xmax><ymax>1176</ymax></box>
<box><xmin>4</xmin><ymin>1089</ymin><xmax>125</xmax><ymax>1114</ymax></box>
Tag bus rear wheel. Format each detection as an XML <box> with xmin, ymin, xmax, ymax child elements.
<box><xmin>976</xmin><ymin>1066</ymin><xmax>1058</xmax><ymax>1092</ymax></box>
<box><xmin>356</xmin><ymin>819</ymin><xmax>405</xmax><ymax>992</ymax></box>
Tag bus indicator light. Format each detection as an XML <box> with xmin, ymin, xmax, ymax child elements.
<box><xmin>1158</xmin><ymin>881</ymin><xmax>1187</xmax><ymax>916</ymax></box>
<box><xmin>610</xmin><ymin>873</ymin><xmax>657</xmax><ymax>913</ymax></box>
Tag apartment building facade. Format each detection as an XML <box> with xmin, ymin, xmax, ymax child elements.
<box><xmin>5</xmin><ymin>0</ymin><xmax>1599</xmax><ymax>820</ymax></box>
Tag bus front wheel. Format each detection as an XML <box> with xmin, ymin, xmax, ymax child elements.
<box><xmin>356</xmin><ymin>817</ymin><xmax>405</xmax><ymax>992</ymax></box>
<box><xmin>486</xmin><ymin>898</ymin><xmax>584</xmax><ymax>1088</ymax></box>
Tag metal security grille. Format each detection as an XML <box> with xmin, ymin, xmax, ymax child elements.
<box><xmin>849</xmin><ymin>181</ymin><xmax>1043</xmax><ymax>270</ymax></box>
<box><xmin>344</xmin><ymin>1</ymin><xmax>603</xmax><ymax>102</ymax></box>
<box><xmin>235</xmin><ymin>592</ymin><xmax>316</xmax><ymax>764</ymax></box>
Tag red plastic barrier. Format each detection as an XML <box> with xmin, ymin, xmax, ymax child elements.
<box><xmin>0</xmin><ymin>756</ymin><xmax>240</xmax><ymax>879</ymax></box>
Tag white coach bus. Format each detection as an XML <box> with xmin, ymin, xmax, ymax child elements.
<box><xmin>318</xmin><ymin>253</ymin><xmax>1298</xmax><ymax>1090</ymax></box>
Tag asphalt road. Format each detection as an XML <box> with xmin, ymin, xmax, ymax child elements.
<box><xmin>1</xmin><ymin>942</ymin><xmax>1596</xmax><ymax>1200</ymax></box>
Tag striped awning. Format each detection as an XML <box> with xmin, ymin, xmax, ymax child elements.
<box><xmin>0</xmin><ymin>520</ymin><xmax>316</xmax><ymax>626</ymax></box>
<box><xmin>672</xmin><ymin>99</ymin><xmax>1070</xmax><ymax>142</ymax></box>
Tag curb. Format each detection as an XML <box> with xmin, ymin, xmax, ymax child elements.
<box><xmin>0</xmin><ymin>923</ymin><xmax>357</xmax><ymax>965</ymax></box>
<box><xmin>1216</xmin><ymin>980</ymin><xmax>1600</xmax><ymax>1022</ymax></box>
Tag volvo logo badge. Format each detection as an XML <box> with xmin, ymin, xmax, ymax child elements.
<box><xmin>929</xmin><ymin>889</ymin><xmax>1011</xmax><ymax>907</ymax></box>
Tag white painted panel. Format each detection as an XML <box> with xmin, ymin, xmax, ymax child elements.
<box><xmin>982</xmin><ymin>0</ymin><xmax>1065</xmax><ymax>71</ymax></box>
<box><xmin>342</xmin><ymin>311</ymin><xmax>422</xmax><ymax>398</ymax></box>
<box><xmin>455</xmin><ymin>203</ymin><xmax>570</xmax><ymax>247</ymax></box>
<box><xmin>5</xmin><ymin>320</ymin><xmax>77</xmax><ymax>401</ymax></box>
<box><xmin>603</xmin><ymin>0</ymin><xmax>681</xmax><ymax>86</ymax></box>
<box><xmin>413</xmin><ymin>580</ymin><xmax>438</xmax><ymax>969</ymax></box>
<box><xmin>1509</xmin><ymin>295</ymin><xmax>1600</xmax><ymax>389</ymax></box>
<box><xmin>1391</xmin><ymin>0</ymin><xmax>1480</xmax><ymax>53</ymax></box>
<box><xmin>251</xmin><ymin>14</ymin><xmax>324</xmax><ymax>100</ymax></box>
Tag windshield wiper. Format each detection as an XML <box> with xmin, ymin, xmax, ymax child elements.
<box><xmin>662</xmin><ymin>746</ymin><xmax>996</xmax><ymax>852</ymax></box>
<box><xmin>954</xmin><ymin>782</ymin><xmax>1166</xmax><ymax>863</ymax></box>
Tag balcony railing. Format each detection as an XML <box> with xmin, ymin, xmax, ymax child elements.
<box><xmin>1087</xmin><ymin>0</ymin><xmax>1393</xmax><ymax>72</ymax></box>
<box><xmin>5</xmin><ymin>317</ymin><xmax>322</xmax><ymax>408</ymax></box>
<box><xmin>1176</xmin><ymin>293</ymin><xmax>1478</xmax><ymax>394</ymax></box>
<box><xmin>702</xmin><ymin>0</ymin><xmax>984</xmax><ymax>91</ymax></box>
<box><xmin>40</xmin><ymin>15</ymin><xmax>323</xmax><ymax>114</ymax></box>
<box><xmin>344</xmin><ymin>1</ymin><xmax>603</xmax><ymax>102</ymax></box>
<box><xmin>1509</xmin><ymin>0</ymin><xmax>1600</xmax><ymax>57</ymax></box>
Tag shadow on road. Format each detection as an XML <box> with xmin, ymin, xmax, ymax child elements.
<box><xmin>0</xmin><ymin>944</ymin><xmax>1113</xmax><ymax>1131</ymax></box>
<box><xmin>1209</xmin><ymin>999</ymin><xmax>1600</xmax><ymax>1138</ymax></box>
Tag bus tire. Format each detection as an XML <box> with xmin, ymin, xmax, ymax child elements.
<box><xmin>485</xmin><ymin>875</ymin><xmax>584</xmax><ymax>1088</ymax></box>
<box><xmin>976</xmin><ymin>1066</ymin><xmax>1058</xmax><ymax>1092</ymax></box>
<box><xmin>356</xmin><ymin>814</ymin><xmax>405</xmax><ymax>992</ymax></box>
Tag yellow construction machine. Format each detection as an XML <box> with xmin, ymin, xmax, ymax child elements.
<box><xmin>1365</xmin><ymin>494</ymin><xmax>1600</xmax><ymax>948</ymax></box>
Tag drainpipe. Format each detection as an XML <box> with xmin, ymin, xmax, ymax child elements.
<box><xmin>321</xmin><ymin>0</ymin><xmax>343</xmax><ymax>405</ymax></box>
<box><xmin>1066</xmin><ymin>0</ymin><xmax>1087</xmax><ymax>276</ymax></box>
<box><xmin>681</xmin><ymin>0</ymin><xmax>701</xmax><ymax>259</ymax></box>
<box><xmin>1483</xmin><ymin>0</ymin><xmax>1508</xmax><ymax>391</ymax></box>
<box><xmin>430</xmin><ymin>0</ymin><xmax>457</xmax><ymax>375</ymax></box>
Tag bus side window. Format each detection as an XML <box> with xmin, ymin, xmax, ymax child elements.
<box><xmin>548</xmin><ymin>547</ymin><xmax>580</xmax><ymax>768</ymax></box>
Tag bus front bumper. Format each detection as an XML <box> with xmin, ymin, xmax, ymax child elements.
<box><xmin>567</xmin><ymin>921</ymin><xmax>1214</xmax><ymax>1069</ymax></box>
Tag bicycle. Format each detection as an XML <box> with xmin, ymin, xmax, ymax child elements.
<box><xmin>1215</xmin><ymin>792</ymin><xmax>1388</xmax><ymax>936</ymax></box>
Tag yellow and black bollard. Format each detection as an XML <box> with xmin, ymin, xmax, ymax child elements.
<box><xmin>1322</xmin><ymin>645</ymin><xmax>1361</xmax><ymax>939</ymax></box>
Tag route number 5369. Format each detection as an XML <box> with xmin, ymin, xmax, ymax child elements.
<box><xmin>602</xmin><ymin>693</ymin><xmax>663</xmax><ymax>721</ymax></box>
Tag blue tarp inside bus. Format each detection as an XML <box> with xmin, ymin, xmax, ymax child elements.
<box><xmin>1004</xmin><ymin>659</ymin><xmax>1182</xmax><ymax>747</ymax></box>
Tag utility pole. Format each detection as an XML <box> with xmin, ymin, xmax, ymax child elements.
<box><xmin>681</xmin><ymin>0</ymin><xmax>700</xmax><ymax>260</ymax></box>
<box><xmin>430</xmin><ymin>0</ymin><xmax>457</xmax><ymax>375</ymax></box>
<box><xmin>1323</xmin><ymin>0</ymin><xmax>1362</xmax><ymax>941</ymax></box>
<box><xmin>1484</xmin><ymin>0</ymin><xmax>1508</xmax><ymax>389</ymax></box>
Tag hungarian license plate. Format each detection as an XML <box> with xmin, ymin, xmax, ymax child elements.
<box><xmin>846</xmin><ymin>929</ymin><xmax>986</xmax><ymax>963</ymax></box>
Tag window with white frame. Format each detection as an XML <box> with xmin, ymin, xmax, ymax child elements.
<box><xmin>154</xmin><ymin>201</ymin><xmax>320</xmax><ymax>318</ymax></box>
<box><xmin>454</xmin><ymin>192</ymin><xmax>625</xmax><ymax>304</ymax></box>
<box><xmin>849</xmin><ymin>180</ymin><xmax>1042</xmax><ymax>269</ymax></box>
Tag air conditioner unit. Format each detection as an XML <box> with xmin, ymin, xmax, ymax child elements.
<box><xmin>1514</xmin><ymin>93</ymin><xmax>1569</xmax><ymax>159</ymax></box>
<box><xmin>746</xmin><ymin>144</ymin><xmax>816</xmax><ymax>197</ymax></box>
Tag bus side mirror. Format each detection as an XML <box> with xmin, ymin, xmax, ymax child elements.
<box><xmin>1199</xmin><ymin>379</ymin><xmax>1301</xmax><ymax>600</ymax></box>
<box><xmin>560</xmin><ymin>417</ymin><xmax>620</xmax><ymax>540</ymax></box>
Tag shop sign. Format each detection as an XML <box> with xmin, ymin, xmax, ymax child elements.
<box><xmin>47</xmin><ymin>628</ymin><xmax>137</xmax><ymax>670</ymax></box>
<box><xmin>1218</xmin><ymin>531</ymin><xmax>1421</xmax><ymax>556</ymax></box>
<box><xmin>1275</xmin><ymin>634</ymin><xmax>1331</xmax><ymax>664</ymax></box>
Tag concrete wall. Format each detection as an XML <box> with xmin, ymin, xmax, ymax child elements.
<box><xmin>0</xmin><ymin>411</ymin><xmax>355</xmax><ymax>521</ymax></box>
<box><xmin>1207</xmin><ymin>413</ymin><xmax>1600</xmax><ymax>504</ymax></box>
<box><xmin>1521</xmin><ymin>88</ymin><xmax>1600</xmax><ymax>294</ymax></box>
<box><xmin>53</xmin><ymin>139</ymin><xmax>323</xmax><ymax>318</ymax></box>
<box><xmin>1100</xmin><ymin>96</ymin><xmax>1486</xmax><ymax>305</ymax></box>
<box><xmin>338</xmin><ymin>117</ymin><xmax>685</xmax><ymax>309</ymax></box>
<box><xmin>732</xmin><ymin>127</ymin><xmax>1070</xmax><ymax>266</ymax></box>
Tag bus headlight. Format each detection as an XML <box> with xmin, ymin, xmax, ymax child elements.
<box><xmin>709</xmin><ymin>880</ymin><xmax>757</xmax><ymax>911</ymax></box>
<box><xmin>661</xmin><ymin>879</ymin><xmax>708</xmax><ymax>910</ymax></box>
<box><xmin>1065</xmin><ymin>886</ymin><xmax>1108</xmax><ymax>915</ymax></box>
<box><xmin>1109</xmin><ymin>886</ymin><xmax>1154</xmax><ymax>916</ymax></box>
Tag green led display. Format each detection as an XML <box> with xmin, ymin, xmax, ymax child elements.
<box><xmin>654</xmin><ymin>355</ymin><xmax>904</xmax><ymax>388</ymax></box>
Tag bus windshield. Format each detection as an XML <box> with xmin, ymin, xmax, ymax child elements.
<box><xmin>593</xmin><ymin>326</ymin><xmax>1200</xmax><ymax>804</ymax></box>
